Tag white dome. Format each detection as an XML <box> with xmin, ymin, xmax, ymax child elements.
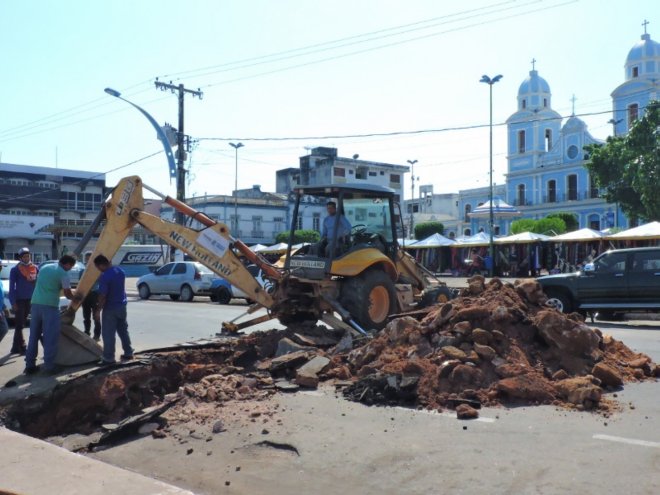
<box><xmin>625</xmin><ymin>33</ymin><xmax>660</xmax><ymax>79</ymax></box>
<box><xmin>518</xmin><ymin>70</ymin><xmax>551</xmax><ymax>97</ymax></box>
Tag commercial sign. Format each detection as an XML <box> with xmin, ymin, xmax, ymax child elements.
<box><xmin>0</xmin><ymin>214</ymin><xmax>54</xmax><ymax>239</ymax></box>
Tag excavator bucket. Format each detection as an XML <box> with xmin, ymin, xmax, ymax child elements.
<box><xmin>56</xmin><ymin>320</ymin><xmax>103</xmax><ymax>366</ymax></box>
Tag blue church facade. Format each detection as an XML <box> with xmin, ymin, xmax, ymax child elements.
<box><xmin>449</xmin><ymin>28</ymin><xmax>659</xmax><ymax>237</ymax></box>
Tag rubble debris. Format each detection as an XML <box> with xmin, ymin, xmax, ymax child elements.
<box><xmin>337</xmin><ymin>276</ymin><xmax>657</xmax><ymax>414</ymax></box>
<box><xmin>0</xmin><ymin>279</ymin><xmax>656</xmax><ymax>445</ymax></box>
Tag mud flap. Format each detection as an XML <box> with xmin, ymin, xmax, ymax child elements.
<box><xmin>55</xmin><ymin>324</ymin><xmax>103</xmax><ymax>366</ymax></box>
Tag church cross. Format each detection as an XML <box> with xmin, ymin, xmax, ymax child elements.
<box><xmin>570</xmin><ymin>94</ymin><xmax>577</xmax><ymax>115</ymax></box>
<box><xmin>531</xmin><ymin>58</ymin><xmax>536</xmax><ymax>70</ymax></box>
<box><xmin>642</xmin><ymin>19</ymin><xmax>649</xmax><ymax>34</ymax></box>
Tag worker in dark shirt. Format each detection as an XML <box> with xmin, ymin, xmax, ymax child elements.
<box><xmin>93</xmin><ymin>255</ymin><xmax>133</xmax><ymax>365</ymax></box>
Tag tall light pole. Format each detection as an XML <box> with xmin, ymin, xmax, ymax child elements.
<box><xmin>104</xmin><ymin>87</ymin><xmax>177</xmax><ymax>182</ymax></box>
<box><xmin>480</xmin><ymin>74</ymin><xmax>502</xmax><ymax>277</ymax></box>
<box><xmin>407</xmin><ymin>159</ymin><xmax>418</xmax><ymax>239</ymax></box>
<box><xmin>229</xmin><ymin>142</ymin><xmax>244</xmax><ymax>233</ymax></box>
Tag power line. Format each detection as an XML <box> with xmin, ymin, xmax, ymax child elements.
<box><xmin>0</xmin><ymin>1</ymin><xmax>572</xmax><ymax>143</ymax></box>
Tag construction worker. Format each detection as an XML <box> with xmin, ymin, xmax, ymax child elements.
<box><xmin>81</xmin><ymin>252</ymin><xmax>101</xmax><ymax>340</ymax></box>
<box><xmin>93</xmin><ymin>255</ymin><xmax>133</xmax><ymax>365</ymax></box>
<box><xmin>24</xmin><ymin>254</ymin><xmax>77</xmax><ymax>375</ymax></box>
<box><xmin>8</xmin><ymin>247</ymin><xmax>38</xmax><ymax>355</ymax></box>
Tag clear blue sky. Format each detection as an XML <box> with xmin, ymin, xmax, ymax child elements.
<box><xmin>0</xmin><ymin>0</ymin><xmax>656</xmax><ymax>200</ymax></box>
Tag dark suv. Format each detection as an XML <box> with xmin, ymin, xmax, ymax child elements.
<box><xmin>537</xmin><ymin>247</ymin><xmax>660</xmax><ymax>317</ymax></box>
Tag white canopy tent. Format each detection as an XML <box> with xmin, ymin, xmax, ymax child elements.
<box><xmin>551</xmin><ymin>228</ymin><xmax>605</xmax><ymax>241</ymax></box>
<box><xmin>606</xmin><ymin>221</ymin><xmax>660</xmax><ymax>241</ymax></box>
<box><xmin>495</xmin><ymin>232</ymin><xmax>551</xmax><ymax>244</ymax></box>
<box><xmin>408</xmin><ymin>233</ymin><xmax>456</xmax><ymax>248</ymax></box>
<box><xmin>468</xmin><ymin>199</ymin><xmax>521</xmax><ymax>219</ymax></box>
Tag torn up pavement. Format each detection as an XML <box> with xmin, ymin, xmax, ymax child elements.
<box><xmin>1</xmin><ymin>276</ymin><xmax>658</xmax><ymax>446</ymax></box>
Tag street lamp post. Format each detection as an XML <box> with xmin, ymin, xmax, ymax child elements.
<box><xmin>480</xmin><ymin>74</ymin><xmax>502</xmax><ymax>277</ymax></box>
<box><xmin>104</xmin><ymin>87</ymin><xmax>177</xmax><ymax>183</ymax></box>
<box><xmin>229</xmin><ymin>142</ymin><xmax>244</xmax><ymax>234</ymax></box>
<box><xmin>407</xmin><ymin>159</ymin><xmax>418</xmax><ymax>239</ymax></box>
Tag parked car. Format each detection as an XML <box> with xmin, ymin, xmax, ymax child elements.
<box><xmin>210</xmin><ymin>264</ymin><xmax>269</xmax><ymax>304</ymax></box>
<box><xmin>38</xmin><ymin>260</ymin><xmax>85</xmax><ymax>287</ymax></box>
<box><xmin>136</xmin><ymin>261</ymin><xmax>215</xmax><ymax>302</ymax></box>
<box><xmin>537</xmin><ymin>247</ymin><xmax>660</xmax><ymax>317</ymax></box>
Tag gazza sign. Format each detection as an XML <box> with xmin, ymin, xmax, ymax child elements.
<box><xmin>120</xmin><ymin>252</ymin><xmax>163</xmax><ymax>264</ymax></box>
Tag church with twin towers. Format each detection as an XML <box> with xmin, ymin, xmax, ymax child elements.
<box><xmin>433</xmin><ymin>24</ymin><xmax>659</xmax><ymax>238</ymax></box>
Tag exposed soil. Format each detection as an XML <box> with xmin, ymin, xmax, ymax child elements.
<box><xmin>1</xmin><ymin>276</ymin><xmax>657</xmax><ymax>442</ymax></box>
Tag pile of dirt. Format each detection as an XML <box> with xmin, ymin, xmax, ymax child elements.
<box><xmin>330</xmin><ymin>276</ymin><xmax>658</xmax><ymax>415</ymax></box>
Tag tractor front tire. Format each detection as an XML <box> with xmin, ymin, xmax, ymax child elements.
<box><xmin>341</xmin><ymin>269</ymin><xmax>398</xmax><ymax>331</ymax></box>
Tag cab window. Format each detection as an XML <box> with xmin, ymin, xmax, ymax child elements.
<box><xmin>343</xmin><ymin>197</ymin><xmax>393</xmax><ymax>242</ymax></box>
<box><xmin>595</xmin><ymin>253</ymin><xmax>626</xmax><ymax>272</ymax></box>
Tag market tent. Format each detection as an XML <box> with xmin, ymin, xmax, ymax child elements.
<box><xmin>454</xmin><ymin>232</ymin><xmax>494</xmax><ymax>246</ymax></box>
<box><xmin>551</xmin><ymin>228</ymin><xmax>604</xmax><ymax>241</ymax></box>
<box><xmin>409</xmin><ymin>233</ymin><xmax>456</xmax><ymax>248</ymax></box>
<box><xmin>258</xmin><ymin>242</ymin><xmax>289</xmax><ymax>254</ymax></box>
<box><xmin>495</xmin><ymin>231</ymin><xmax>551</xmax><ymax>244</ymax></box>
<box><xmin>468</xmin><ymin>199</ymin><xmax>521</xmax><ymax>219</ymax></box>
<box><xmin>606</xmin><ymin>221</ymin><xmax>660</xmax><ymax>241</ymax></box>
<box><xmin>249</xmin><ymin>243</ymin><xmax>268</xmax><ymax>252</ymax></box>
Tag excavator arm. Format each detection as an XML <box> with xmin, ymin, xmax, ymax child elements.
<box><xmin>67</xmin><ymin>176</ymin><xmax>277</xmax><ymax>320</ymax></box>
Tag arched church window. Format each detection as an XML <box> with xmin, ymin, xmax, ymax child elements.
<box><xmin>632</xmin><ymin>66</ymin><xmax>639</xmax><ymax>78</ymax></box>
<box><xmin>543</xmin><ymin>98</ymin><xmax>548</xmax><ymax>107</ymax></box>
<box><xmin>567</xmin><ymin>175</ymin><xmax>578</xmax><ymax>201</ymax></box>
<box><xmin>518</xmin><ymin>130</ymin><xmax>526</xmax><ymax>154</ymax></box>
<box><xmin>522</xmin><ymin>99</ymin><xmax>527</xmax><ymax>109</ymax></box>
<box><xmin>628</xmin><ymin>104</ymin><xmax>639</xmax><ymax>125</ymax></box>
<box><xmin>464</xmin><ymin>204</ymin><xmax>472</xmax><ymax>221</ymax></box>
<box><xmin>545</xmin><ymin>129</ymin><xmax>552</xmax><ymax>151</ymax></box>
<box><xmin>547</xmin><ymin>180</ymin><xmax>556</xmax><ymax>203</ymax></box>
<box><xmin>517</xmin><ymin>184</ymin><xmax>526</xmax><ymax>206</ymax></box>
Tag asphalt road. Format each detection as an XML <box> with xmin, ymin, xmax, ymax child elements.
<box><xmin>87</xmin><ymin>295</ymin><xmax>660</xmax><ymax>494</ymax></box>
<box><xmin>2</xmin><ymin>295</ymin><xmax>657</xmax><ymax>494</ymax></box>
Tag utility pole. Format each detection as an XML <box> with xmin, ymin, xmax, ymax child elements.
<box><xmin>154</xmin><ymin>80</ymin><xmax>203</xmax><ymax>226</ymax></box>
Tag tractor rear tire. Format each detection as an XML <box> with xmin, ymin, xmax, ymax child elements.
<box><xmin>340</xmin><ymin>269</ymin><xmax>398</xmax><ymax>331</ymax></box>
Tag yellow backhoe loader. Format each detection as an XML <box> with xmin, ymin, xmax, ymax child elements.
<box><xmin>56</xmin><ymin>176</ymin><xmax>453</xmax><ymax>364</ymax></box>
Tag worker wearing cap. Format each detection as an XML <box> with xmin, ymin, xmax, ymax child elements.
<box><xmin>8</xmin><ymin>247</ymin><xmax>38</xmax><ymax>354</ymax></box>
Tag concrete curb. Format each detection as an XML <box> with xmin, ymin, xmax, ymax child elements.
<box><xmin>0</xmin><ymin>427</ymin><xmax>194</xmax><ymax>495</ymax></box>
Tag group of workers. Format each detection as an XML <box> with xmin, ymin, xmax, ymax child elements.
<box><xmin>0</xmin><ymin>248</ymin><xmax>133</xmax><ymax>375</ymax></box>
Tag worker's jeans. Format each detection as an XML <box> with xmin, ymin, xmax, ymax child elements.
<box><xmin>101</xmin><ymin>305</ymin><xmax>133</xmax><ymax>363</ymax></box>
<box><xmin>25</xmin><ymin>304</ymin><xmax>60</xmax><ymax>371</ymax></box>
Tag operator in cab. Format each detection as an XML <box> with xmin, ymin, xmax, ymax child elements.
<box><xmin>319</xmin><ymin>200</ymin><xmax>351</xmax><ymax>257</ymax></box>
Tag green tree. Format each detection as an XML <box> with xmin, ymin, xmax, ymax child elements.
<box><xmin>510</xmin><ymin>217</ymin><xmax>566</xmax><ymax>235</ymax></box>
<box><xmin>535</xmin><ymin>217</ymin><xmax>566</xmax><ymax>236</ymax></box>
<box><xmin>413</xmin><ymin>221</ymin><xmax>444</xmax><ymax>240</ymax></box>
<box><xmin>510</xmin><ymin>218</ymin><xmax>536</xmax><ymax>234</ymax></box>
<box><xmin>585</xmin><ymin>100</ymin><xmax>660</xmax><ymax>222</ymax></box>
<box><xmin>275</xmin><ymin>229</ymin><xmax>320</xmax><ymax>244</ymax></box>
<box><xmin>546</xmin><ymin>212</ymin><xmax>578</xmax><ymax>232</ymax></box>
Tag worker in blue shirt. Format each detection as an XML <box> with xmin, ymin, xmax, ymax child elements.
<box><xmin>93</xmin><ymin>254</ymin><xmax>133</xmax><ymax>365</ymax></box>
<box><xmin>319</xmin><ymin>201</ymin><xmax>351</xmax><ymax>257</ymax></box>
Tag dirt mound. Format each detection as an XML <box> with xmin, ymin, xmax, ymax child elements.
<box><xmin>334</xmin><ymin>276</ymin><xmax>658</xmax><ymax>414</ymax></box>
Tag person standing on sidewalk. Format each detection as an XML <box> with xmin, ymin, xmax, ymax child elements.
<box><xmin>93</xmin><ymin>255</ymin><xmax>133</xmax><ymax>365</ymax></box>
<box><xmin>8</xmin><ymin>247</ymin><xmax>39</xmax><ymax>355</ymax></box>
<box><xmin>24</xmin><ymin>254</ymin><xmax>77</xmax><ymax>375</ymax></box>
<box><xmin>81</xmin><ymin>252</ymin><xmax>101</xmax><ymax>341</ymax></box>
